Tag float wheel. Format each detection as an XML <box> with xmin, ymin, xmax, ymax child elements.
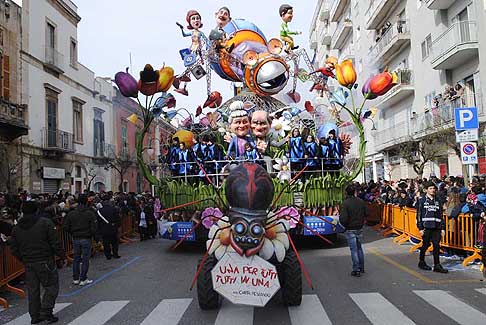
<box><xmin>278</xmin><ymin>249</ymin><xmax>302</xmax><ymax>306</ymax></box>
<box><xmin>197</xmin><ymin>255</ymin><xmax>220</xmax><ymax>310</ymax></box>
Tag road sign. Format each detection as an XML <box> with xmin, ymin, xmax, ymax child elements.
<box><xmin>460</xmin><ymin>142</ymin><xmax>478</xmax><ymax>165</ymax></box>
<box><xmin>455</xmin><ymin>107</ymin><xmax>478</xmax><ymax>130</ymax></box>
<box><xmin>456</xmin><ymin>129</ymin><xmax>479</xmax><ymax>142</ymax></box>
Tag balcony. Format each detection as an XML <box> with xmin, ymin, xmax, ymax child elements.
<box><xmin>412</xmin><ymin>93</ymin><xmax>483</xmax><ymax>137</ymax></box>
<box><xmin>374</xmin><ymin>121</ymin><xmax>411</xmax><ymax>151</ymax></box>
<box><xmin>330</xmin><ymin>0</ymin><xmax>350</xmax><ymax>22</ymax></box>
<box><xmin>320</xmin><ymin>24</ymin><xmax>332</xmax><ymax>45</ymax></box>
<box><xmin>42</xmin><ymin>128</ymin><xmax>74</xmax><ymax>153</ymax></box>
<box><xmin>376</xmin><ymin>69</ymin><xmax>414</xmax><ymax>108</ymax></box>
<box><xmin>44</xmin><ymin>46</ymin><xmax>65</xmax><ymax>74</ymax></box>
<box><xmin>319</xmin><ymin>1</ymin><xmax>331</xmax><ymax>21</ymax></box>
<box><xmin>370</xmin><ymin>20</ymin><xmax>410</xmax><ymax>64</ymax></box>
<box><xmin>425</xmin><ymin>0</ymin><xmax>455</xmax><ymax>10</ymax></box>
<box><xmin>0</xmin><ymin>100</ymin><xmax>28</xmax><ymax>140</ymax></box>
<box><xmin>332</xmin><ymin>17</ymin><xmax>353</xmax><ymax>50</ymax></box>
<box><xmin>310</xmin><ymin>30</ymin><xmax>318</xmax><ymax>50</ymax></box>
<box><xmin>94</xmin><ymin>142</ymin><xmax>116</xmax><ymax>160</ymax></box>
<box><xmin>431</xmin><ymin>21</ymin><xmax>479</xmax><ymax>70</ymax></box>
<box><xmin>365</xmin><ymin>0</ymin><xmax>396</xmax><ymax>30</ymax></box>
<box><xmin>339</xmin><ymin>43</ymin><xmax>354</xmax><ymax>62</ymax></box>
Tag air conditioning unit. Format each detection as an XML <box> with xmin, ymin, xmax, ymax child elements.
<box><xmin>319</xmin><ymin>8</ymin><xmax>330</xmax><ymax>22</ymax></box>
<box><xmin>310</xmin><ymin>31</ymin><xmax>318</xmax><ymax>50</ymax></box>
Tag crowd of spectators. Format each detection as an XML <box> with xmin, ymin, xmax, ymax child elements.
<box><xmin>0</xmin><ymin>189</ymin><xmax>160</xmax><ymax>245</ymax></box>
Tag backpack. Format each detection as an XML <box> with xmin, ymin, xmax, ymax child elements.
<box><xmin>468</xmin><ymin>201</ymin><xmax>486</xmax><ymax>220</ymax></box>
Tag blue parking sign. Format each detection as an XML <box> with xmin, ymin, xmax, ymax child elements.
<box><xmin>454</xmin><ymin>107</ymin><xmax>478</xmax><ymax>130</ymax></box>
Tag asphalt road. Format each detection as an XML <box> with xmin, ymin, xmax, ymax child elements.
<box><xmin>1</xmin><ymin>227</ymin><xmax>486</xmax><ymax>325</ymax></box>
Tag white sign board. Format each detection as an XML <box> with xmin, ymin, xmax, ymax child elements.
<box><xmin>211</xmin><ymin>252</ymin><xmax>280</xmax><ymax>307</ymax></box>
<box><xmin>43</xmin><ymin>167</ymin><xmax>65</xmax><ymax>179</ymax></box>
<box><xmin>460</xmin><ymin>142</ymin><xmax>478</xmax><ymax>165</ymax></box>
<box><xmin>456</xmin><ymin>129</ymin><xmax>478</xmax><ymax>143</ymax></box>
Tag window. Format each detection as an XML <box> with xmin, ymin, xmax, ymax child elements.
<box><xmin>421</xmin><ymin>34</ymin><xmax>432</xmax><ymax>60</ymax></box>
<box><xmin>75</xmin><ymin>166</ymin><xmax>82</xmax><ymax>178</ymax></box>
<box><xmin>93</xmin><ymin>109</ymin><xmax>105</xmax><ymax>157</ymax></box>
<box><xmin>1</xmin><ymin>54</ymin><xmax>9</xmax><ymax>100</ymax></box>
<box><xmin>121</xmin><ymin>120</ymin><xmax>128</xmax><ymax>151</ymax></box>
<box><xmin>46</xmin><ymin>22</ymin><xmax>55</xmax><ymax>49</ymax></box>
<box><xmin>73</xmin><ymin>100</ymin><xmax>83</xmax><ymax>143</ymax></box>
<box><xmin>70</xmin><ymin>38</ymin><xmax>78</xmax><ymax>68</ymax></box>
<box><xmin>45</xmin><ymin>89</ymin><xmax>59</xmax><ymax>147</ymax></box>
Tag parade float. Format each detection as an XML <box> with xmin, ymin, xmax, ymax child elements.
<box><xmin>114</xmin><ymin>4</ymin><xmax>397</xmax><ymax>308</ymax></box>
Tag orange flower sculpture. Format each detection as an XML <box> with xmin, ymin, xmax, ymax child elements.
<box><xmin>335</xmin><ymin>59</ymin><xmax>357</xmax><ymax>88</ymax></box>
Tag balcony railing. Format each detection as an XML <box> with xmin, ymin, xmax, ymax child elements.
<box><xmin>374</xmin><ymin>121</ymin><xmax>410</xmax><ymax>151</ymax></box>
<box><xmin>42</xmin><ymin>128</ymin><xmax>74</xmax><ymax>152</ymax></box>
<box><xmin>44</xmin><ymin>46</ymin><xmax>65</xmax><ymax>73</ymax></box>
<box><xmin>365</xmin><ymin>0</ymin><xmax>396</xmax><ymax>30</ymax></box>
<box><xmin>425</xmin><ymin>0</ymin><xmax>456</xmax><ymax>10</ymax></box>
<box><xmin>412</xmin><ymin>93</ymin><xmax>483</xmax><ymax>136</ymax></box>
<box><xmin>0</xmin><ymin>100</ymin><xmax>28</xmax><ymax>140</ymax></box>
<box><xmin>370</xmin><ymin>19</ymin><xmax>410</xmax><ymax>63</ymax></box>
<box><xmin>332</xmin><ymin>14</ymin><xmax>352</xmax><ymax>50</ymax></box>
<box><xmin>330</xmin><ymin>0</ymin><xmax>350</xmax><ymax>22</ymax></box>
<box><xmin>431</xmin><ymin>21</ymin><xmax>479</xmax><ymax>70</ymax></box>
<box><xmin>94</xmin><ymin>142</ymin><xmax>116</xmax><ymax>159</ymax></box>
<box><xmin>377</xmin><ymin>69</ymin><xmax>414</xmax><ymax>108</ymax></box>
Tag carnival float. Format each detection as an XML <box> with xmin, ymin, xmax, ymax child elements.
<box><xmin>114</xmin><ymin>4</ymin><xmax>397</xmax><ymax>308</ymax></box>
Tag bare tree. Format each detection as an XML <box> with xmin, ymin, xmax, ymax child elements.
<box><xmin>399</xmin><ymin>132</ymin><xmax>447</xmax><ymax>178</ymax></box>
<box><xmin>106</xmin><ymin>149</ymin><xmax>133</xmax><ymax>192</ymax></box>
<box><xmin>84</xmin><ymin>164</ymin><xmax>98</xmax><ymax>191</ymax></box>
<box><xmin>0</xmin><ymin>142</ymin><xmax>24</xmax><ymax>193</ymax></box>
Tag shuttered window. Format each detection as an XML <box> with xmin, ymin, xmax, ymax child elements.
<box><xmin>43</xmin><ymin>179</ymin><xmax>59</xmax><ymax>194</ymax></box>
<box><xmin>2</xmin><ymin>55</ymin><xmax>9</xmax><ymax>100</ymax></box>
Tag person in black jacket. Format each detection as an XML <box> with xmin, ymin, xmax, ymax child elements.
<box><xmin>416</xmin><ymin>181</ymin><xmax>448</xmax><ymax>273</ymax></box>
<box><xmin>340</xmin><ymin>184</ymin><xmax>367</xmax><ymax>277</ymax></box>
<box><xmin>64</xmin><ymin>194</ymin><xmax>97</xmax><ymax>286</ymax></box>
<box><xmin>97</xmin><ymin>196</ymin><xmax>121</xmax><ymax>260</ymax></box>
<box><xmin>9</xmin><ymin>200</ymin><xmax>65</xmax><ymax>324</ymax></box>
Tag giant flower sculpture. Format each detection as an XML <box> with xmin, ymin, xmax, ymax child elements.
<box><xmin>325</xmin><ymin>60</ymin><xmax>397</xmax><ymax>181</ymax></box>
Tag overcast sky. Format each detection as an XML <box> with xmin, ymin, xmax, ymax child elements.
<box><xmin>73</xmin><ymin>0</ymin><xmax>318</xmax><ymax>115</ymax></box>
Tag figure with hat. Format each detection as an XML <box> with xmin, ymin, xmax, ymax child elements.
<box><xmin>226</xmin><ymin>101</ymin><xmax>255</xmax><ymax>160</ymax></box>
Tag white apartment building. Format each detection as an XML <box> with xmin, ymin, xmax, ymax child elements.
<box><xmin>310</xmin><ymin>0</ymin><xmax>486</xmax><ymax>181</ymax></box>
<box><xmin>21</xmin><ymin>0</ymin><xmax>115</xmax><ymax>193</ymax></box>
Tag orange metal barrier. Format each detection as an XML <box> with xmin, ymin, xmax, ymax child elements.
<box><xmin>384</xmin><ymin>204</ymin><xmax>484</xmax><ymax>267</ymax></box>
<box><xmin>0</xmin><ymin>244</ymin><xmax>26</xmax><ymax>309</ymax></box>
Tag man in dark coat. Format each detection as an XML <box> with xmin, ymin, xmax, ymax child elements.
<box><xmin>64</xmin><ymin>194</ymin><xmax>97</xmax><ymax>286</ymax></box>
<box><xmin>97</xmin><ymin>196</ymin><xmax>121</xmax><ymax>259</ymax></box>
<box><xmin>340</xmin><ymin>184</ymin><xmax>368</xmax><ymax>277</ymax></box>
<box><xmin>9</xmin><ymin>200</ymin><xmax>65</xmax><ymax>324</ymax></box>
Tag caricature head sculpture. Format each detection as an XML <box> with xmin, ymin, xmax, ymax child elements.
<box><xmin>251</xmin><ymin>110</ymin><xmax>271</xmax><ymax>139</ymax></box>
<box><xmin>186</xmin><ymin>10</ymin><xmax>203</xmax><ymax>30</ymax></box>
<box><xmin>225</xmin><ymin>163</ymin><xmax>274</xmax><ymax>256</ymax></box>
<box><xmin>215</xmin><ymin>6</ymin><xmax>231</xmax><ymax>28</ymax></box>
<box><xmin>229</xmin><ymin>101</ymin><xmax>250</xmax><ymax>138</ymax></box>
<box><xmin>279</xmin><ymin>4</ymin><xmax>294</xmax><ymax>22</ymax></box>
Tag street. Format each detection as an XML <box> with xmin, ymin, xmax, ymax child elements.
<box><xmin>1</xmin><ymin>228</ymin><xmax>486</xmax><ymax>325</ymax></box>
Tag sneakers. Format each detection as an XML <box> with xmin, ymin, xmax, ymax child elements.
<box><xmin>433</xmin><ymin>264</ymin><xmax>449</xmax><ymax>273</ymax></box>
<box><xmin>418</xmin><ymin>261</ymin><xmax>432</xmax><ymax>271</ymax></box>
<box><xmin>79</xmin><ymin>279</ymin><xmax>93</xmax><ymax>286</ymax></box>
<box><xmin>72</xmin><ymin>280</ymin><xmax>80</xmax><ymax>285</ymax></box>
<box><xmin>351</xmin><ymin>271</ymin><xmax>361</xmax><ymax>277</ymax></box>
<box><xmin>113</xmin><ymin>255</ymin><xmax>121</xmax><ymax>259</ymax></box>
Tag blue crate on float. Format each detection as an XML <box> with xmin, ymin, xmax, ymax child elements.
<box><xmin>303</xmin><ymin>216</ymin><xmax>345</xmax><ymax>236</ymax></box>
<box><xmin>160</xmin><ymin>221</ymin><xmax>196</xmax><ymax>241</ymax></box>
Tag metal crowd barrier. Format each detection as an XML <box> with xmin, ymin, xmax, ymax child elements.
<box><xmin>377</xmin><ymin>203</ymin><xmax>483</xmax><ymax>267</ymax></box>
<box><xmin>0</xmin><ymin>213</ymin><xmax>138</xmax><ymax>309</ymax></box>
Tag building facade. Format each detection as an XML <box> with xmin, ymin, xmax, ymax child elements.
<box><xmin>112</xmin><ymin>88</ymin><xmax>176</xmax><ymax>193</ymax></box>
<box><xmin>310</xmin><ymin>0</ymin><xmax>486</xmax><ymax>181</ymax></box>
<box><xmin>21</xmin><ymin>0</ymin><xmax>115</xmax><ymax>194</ymax></box>
<box><xmin>0</xmin><ymin>0</ymin><xmax>27</xmax><ymax>193</ymax></box>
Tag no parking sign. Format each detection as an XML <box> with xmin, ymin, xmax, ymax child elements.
<box><xmin>460</xmin><ymin>142</ymin><xmax>478</xmax><ymax>165</ymax></box>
